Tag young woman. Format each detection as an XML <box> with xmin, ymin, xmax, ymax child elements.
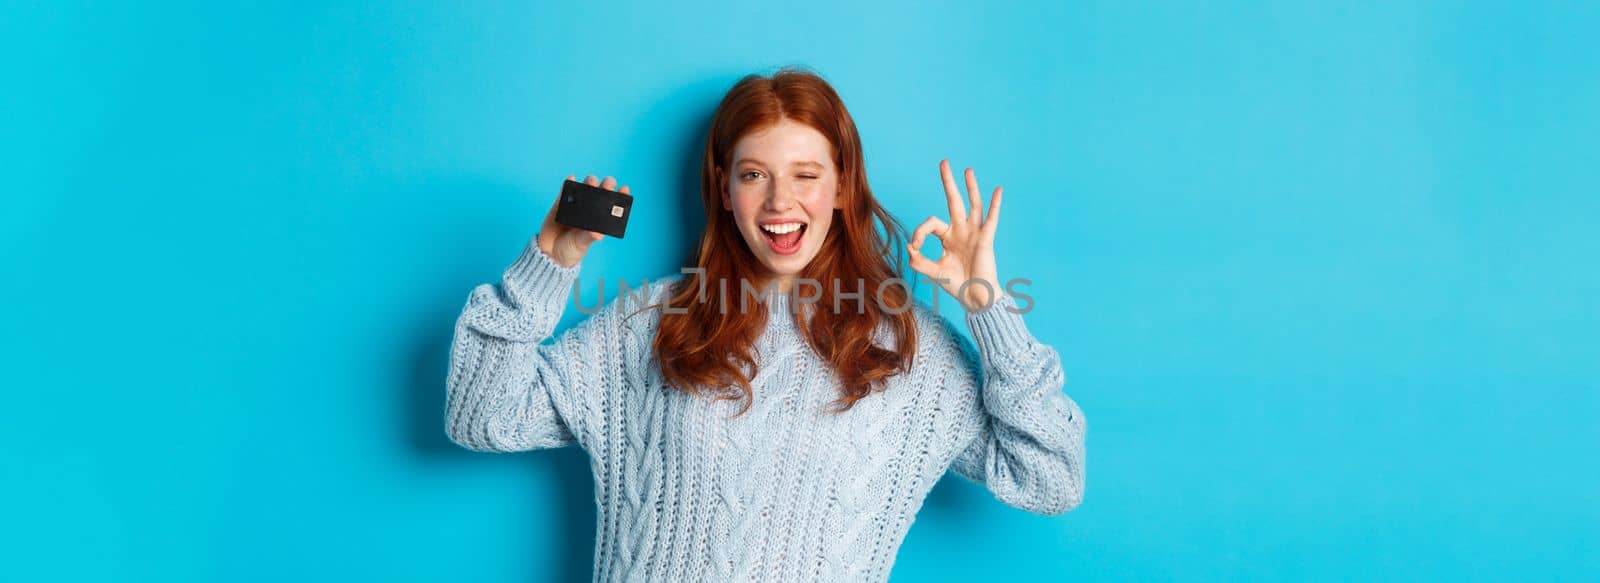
<box><xmin>445</xmin><ymin>67</ymin><xmax>1085</xmax><ymax>582</ymax></box>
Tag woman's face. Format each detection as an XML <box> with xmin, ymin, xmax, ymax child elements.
<box><xmin>722</xmin><ymin>118</ymin><xmax>841</xmax><ymax>288</ymax></box>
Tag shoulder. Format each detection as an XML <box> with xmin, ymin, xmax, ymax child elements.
<box><xmin>573</xmin><ymin>272</ymin><xmax>685</xmax><ymax>342</ymax></box>
<box><xmin>894</xmin><ymin>295</ymin><xmax>983</xmax><ymax>384</ymax></box>
<box><xmin>905</xmin><ymin>295</ymin><xmax>976</xmax><ymax>357</ymax></box>
<box><xmin>605</xmin><ymin>272</ymin><xmax>685</xmax><ymax>311</ymax></box>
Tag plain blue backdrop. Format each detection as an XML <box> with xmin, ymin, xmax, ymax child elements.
<box><xmin>4</xmin><ymin>1</ymin><xmax>1596</xmax><ymax>581</ymax></box>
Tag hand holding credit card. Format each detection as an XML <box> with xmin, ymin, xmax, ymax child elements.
<box><xmin>536</xmin><ymin>175</ymin><xmax>632</xmax><ymax>268</ymax></box>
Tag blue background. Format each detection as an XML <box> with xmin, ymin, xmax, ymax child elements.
<box><xmin>4</xmin><ymin>1</ymin><xmax>1596</xmax><ymax>581</ymax></box>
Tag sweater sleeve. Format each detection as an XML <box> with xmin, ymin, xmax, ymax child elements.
<box><xmin>444</xmin><ymin>235</ymin><xmax>615</xmax><ymax>453</ymax></box>
<box><xmin>946</xmin><ymin>293</ymin><xmax>1087</xmax><ymax>515</ymax></box>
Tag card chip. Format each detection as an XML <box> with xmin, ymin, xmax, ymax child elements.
<box><xmin>611</xmin><ymin>205</ymin><xmax>625</xmax><ymax>217</ymax></box>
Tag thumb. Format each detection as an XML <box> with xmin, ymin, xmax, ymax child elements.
<box><xmin>571</xmin><ymin>230</ymin><xmax>601</xmax><ymax>252</ymax></box>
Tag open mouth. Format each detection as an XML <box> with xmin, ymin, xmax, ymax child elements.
<box><xmin>759</xmin><ymin>221</ymin><xmax>807</xmax><ymax>256</ymax></box>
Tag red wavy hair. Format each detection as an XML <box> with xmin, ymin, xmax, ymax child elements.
<box><xmin>651</xmin><ymin>67</ymin><xmax>919</xmax><ymax>416</ymax></box>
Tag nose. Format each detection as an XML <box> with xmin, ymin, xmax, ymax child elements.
<box><xmin>763</xmin><ymin>180</ymin><xmax>795</xmax><ymax>212</ymax></box>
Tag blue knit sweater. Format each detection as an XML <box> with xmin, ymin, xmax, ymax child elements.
<box><xmin>445</xmin><ymin>237</ymin><xmax>1086</xmax><ymax>582</ymax></box>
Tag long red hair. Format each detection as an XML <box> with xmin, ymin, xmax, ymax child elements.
<box><xmin>650</xmin><ymin>67</ymin><xmax>919</xmax><ymax>416</ymax></box>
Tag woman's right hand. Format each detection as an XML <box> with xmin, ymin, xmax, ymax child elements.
<box><xmin>536</xmin><ymin>175</ymin><xmax>629</xmax><ymax>268</ymax></box>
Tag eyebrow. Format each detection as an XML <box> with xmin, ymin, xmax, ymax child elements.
<box><xmin>735</xmin><ymin>158</ymin><xmax>825</xmax><ymax>169</ymax></box>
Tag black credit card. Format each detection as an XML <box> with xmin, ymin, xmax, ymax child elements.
<box><xmin>554</xmin><ymin>179</ymin><xmax>633</xmax><ymax>239</ymax></box>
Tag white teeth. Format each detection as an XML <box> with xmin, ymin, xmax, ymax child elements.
<box><xmin>760</xmin><ymin>222</ymin><xmax>804</xmax><ymax>234</ymax></box>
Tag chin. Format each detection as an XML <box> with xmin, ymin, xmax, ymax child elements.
<box><xmin>757</xmin><ymin>256</ymin><xmax>808</xmax><ymax>278</ymax></box>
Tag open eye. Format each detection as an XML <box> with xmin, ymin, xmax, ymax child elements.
<box><xmin>739</xmin><ymin>170</ymin><xmax>765</xmax><ymax>181</ymax></box>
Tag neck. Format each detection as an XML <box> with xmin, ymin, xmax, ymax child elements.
<box><xmin>747</xmin><ymin>272</ymin><xmax>795</xmax><ymax>295</ymax></box>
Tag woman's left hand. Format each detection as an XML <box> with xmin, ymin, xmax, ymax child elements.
<box><xmin>907</xmin><ymin>159</ymin><xmax>1005</xmax><ymax>312</ymax></box>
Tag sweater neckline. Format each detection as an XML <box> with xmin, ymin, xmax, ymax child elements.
<box><xmin>761</xmin><ymin>293</ymin><xmax>808</xmax><ymax>339</ymax></box>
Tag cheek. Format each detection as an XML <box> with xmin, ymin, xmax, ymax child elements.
<box><xmin>802</xmin><ymin>187</ymin><xmax>838</xmax><ymax>242</ymax></box>
<box><xmin>813</xmin><ymin>190</ymin><xmax>840</xmax><ymax>229</ymax></box>
<box><xmin>796</xmin><ymin>182</ymin><xmax>837</xmax><ymax>209</ymax></box>
<box><xmin>729</xmin><ymin>191</ymin><xmax>764</xmax><ymax>232</ymax></box>
<box><xmin>727</xmin><ymin>186</ymin><xmax>756</xmax><ymax>213</ymax></box>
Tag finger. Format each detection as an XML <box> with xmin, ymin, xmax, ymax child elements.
<box><xmin>567</xmin><ymin>175</ymin><xmax>576</xmax><ymax>182</ymax></box>
<box><xmin>908</xmin><ymin>215</ymin><xmax>950</xmax><ymax>249</ymax></box>
<box><xmin>965</xmin><ymin>167</ymin><xmax>982</xmax><ymax>224</ymax></box>
<box><xmin>571</xmin><ymin>232</ymin><xmax>601</xmax><ymax>251</ymax></box>
<box><xmin>981</xmin><ymin>186</ymin><xmax>1003</xmax><ymax>242</ymax></box>
<box><xmin>584</xmin><ymin>175</ymin><xmax>600</xmax><ymax>186</ymax></box>
<box><xmin>619</xmin><ymin>185</ymin><xmax>630</xmax><ymax>195</ymax></box>
<box><xmin>906</xmin><ymin>243</ymin><xmax>938</xmax><ymax>277</ymax></box>
<box><xmin>601</xmin><ymin>176</ymin><xmax>617</xmax><ymax>190</ymax></box>
<box><xmin>939</xmin><ymin>159</ymin><xmax>967</xmax><ymax>223</ymax></box>
<box><xmin>551</xmin><ymin>175</ymin><xmax>576</xmax><ymax>221</ymax></box>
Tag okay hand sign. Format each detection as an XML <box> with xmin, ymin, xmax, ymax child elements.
<box><xmin>907</xmin><ymin>159</ymin><xmax>1004</xmax><ymax>312</ymax></box>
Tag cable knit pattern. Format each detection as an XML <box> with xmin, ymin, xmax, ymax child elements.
<box><xmin>445</xmin><ymin>236</ymin><xmax>1087</xmax><ymax>582</ymax></box>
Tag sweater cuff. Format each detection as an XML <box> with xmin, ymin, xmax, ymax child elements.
<box><xmin>964</xmin><ymin>293</ymin><xmax>1039</xmax><ymax>363</ymax></box>
<box><xmin>502</xmin><ymin>234</ymin><xmax>581</xmax><ymax>312</ymax></box>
